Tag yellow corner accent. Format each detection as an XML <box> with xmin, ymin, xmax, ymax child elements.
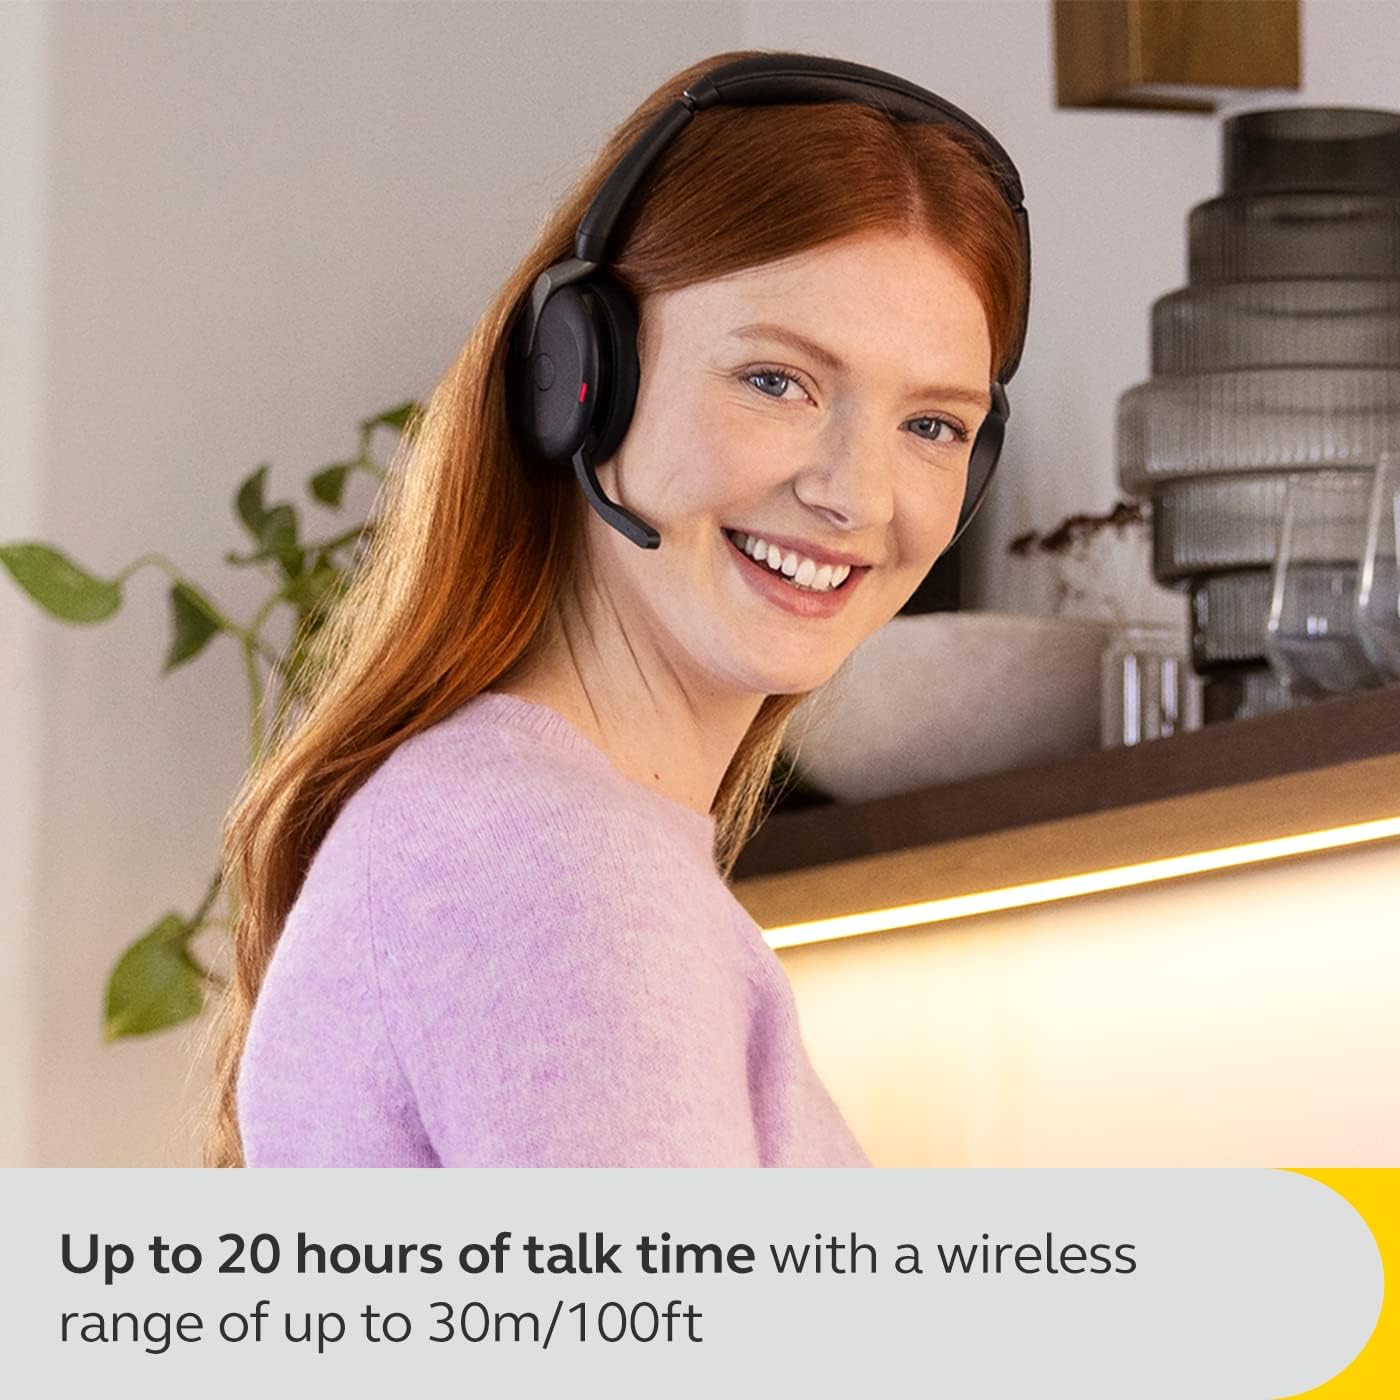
<box><xmin>1280</xmin><ymin>1169</ymin><xmax>1395</xmax><ymax>1397</ymax></box>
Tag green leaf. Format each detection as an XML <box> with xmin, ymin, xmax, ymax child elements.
<box><xmin>235</xmin><ymin>463</ymin><xmax>271</xmax><ymax>540</ymax></box>
<box><xmin>0</xmin><ymin>542</ymin><xmax>122</xmax><ymax>622</ymax></box>
<box><xmin>164</xmin><ymin>581</ymin><xmax>223</xmax><ymax>671</ymax></box>
<box><xmin>358</xmin><ymin>401</ymin><xmax>418</xmax><ymax>441</ymax></box>
<box><xmin>262</xmin><ymin>506</ymin><xmax>305</xmax><ymax>578</ymax></box>
<box><xmin>309</xmin><ymin>462</ymin><xmax>352</xmax><ymax>507</ymax></box>
<box><xmin>104</xmin><ymin>913</ymin><xmax>207</xmax><ymax>1039</ymax></box>
<box><xmin>234</xmin><ymin>464</ymin><xmax>303</xmax><ymax>578</ymax></box>
<box><xmin>259</xmin><ymin>503</ymin><xmax>295</xmax><ymax>551</ymax></box>
<box><xmin>281</xmin><ymin>557</ymin><xmax>342</xmax><ymax>613</ymax></box>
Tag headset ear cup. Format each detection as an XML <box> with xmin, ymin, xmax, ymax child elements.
<box><xmin>509</xmin><ymin>283</ymin><xmax>600</xmax><ymax>462</ymax></box>
<box><xmin>582</xmin><ymin>275</ymin><xmax>641</xmax><ymax>466</ymax></box>
<box><xmin>944</xmin><ymin>395</ymin><xmax>1006</xmax><ymax>552</ymax></box>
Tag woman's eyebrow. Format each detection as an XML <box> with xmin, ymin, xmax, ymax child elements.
<box><xmin>727</xmin><ymin>321</ymin><xmax>991</xmax><ymax>413</ymax></box>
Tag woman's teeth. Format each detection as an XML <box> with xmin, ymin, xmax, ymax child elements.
<box><xmin>726</xmin><ymin>530</ymin><xmax>853</xmax><ymax>592</ymax></box>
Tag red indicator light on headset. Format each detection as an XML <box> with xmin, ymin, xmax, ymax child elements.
<box><xmin>579</xmin><ymin>382</ymin><xmax>588</xmax><ymax>403</ymax></box>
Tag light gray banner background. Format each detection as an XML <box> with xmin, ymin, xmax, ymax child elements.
<box><xmin>0</xmin><ymin>1168</ymin><xmax>1382</xmax><ymax>1397</ymax></box>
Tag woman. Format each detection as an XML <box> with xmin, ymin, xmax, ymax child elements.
<box><xmin>207</xmin><ymin>49</ymin><xmax>1029</xmax><ymax>1167</ymax></box>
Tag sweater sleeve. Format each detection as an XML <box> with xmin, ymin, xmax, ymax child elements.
<box><xmin>365</xmin><ymin>770</ymin><xmax>761</xmax><ymax>1167</ymax></box>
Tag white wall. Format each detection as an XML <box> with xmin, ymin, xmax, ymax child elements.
<box><xmin>0</xmin><ymin>0</ymin><xmax>48</xmax><ymax>1169</ymax></box>
<box><xmin>4</xmin><ymin>0</ymin><xmax>1398</xmax><ymax>1165</ymax></box>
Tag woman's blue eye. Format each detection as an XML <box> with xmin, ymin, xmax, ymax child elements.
<box><xmin>746</xmin><ymin>368</ymin><xmax>800</xmax><ymax>399</ymax></box>
<box><xmin>908</xmin><ymin>415</ymin><xmax>971</xmax><ymax>446</ymax></box>
<box><xmin>743</xmin><ymin>366</ymin><xmax>970</xmax><ymax>445</ymax></box>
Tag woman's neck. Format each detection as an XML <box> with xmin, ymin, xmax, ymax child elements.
<box><xmin>488</xmin><ymin>606</ymin><xmax>761</xmax><ymax>821</ymax></box>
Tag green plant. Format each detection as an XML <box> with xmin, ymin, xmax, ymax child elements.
<box><xmin>1</xmin><ymin>401</ymin><xmax>419</xmax><ymax>1041</ymax></box>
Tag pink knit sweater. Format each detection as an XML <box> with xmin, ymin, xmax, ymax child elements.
<box><xmin>237</xmin><ymin>691</ymin><xmax>872</xmax><ymax>1166</ymax></box>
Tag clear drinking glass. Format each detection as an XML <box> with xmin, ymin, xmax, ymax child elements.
<box><xmin>1265</xmin><ymin>470</ymin><xmax>1385</xmax><ymax>697</ymax></box>
<box><xmin>1101</xmin><ymin>623</ymin><xmax>1201</xmax><ymax>747</ymax></box>
<box><xmin>1357</xmin><ymin>452</ymin><xmax>1400</xmax><ymax>680</ymax></box>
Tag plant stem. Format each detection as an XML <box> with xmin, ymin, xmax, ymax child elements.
<box><xmin>191</xmin><ymin>870</ymin><xmax>224</xmax><ymax>927</ymax></box>
<box><xmin>243</xmin><ymin>633</ymin><xmax>264</xmax><ymax>765</ymax></box>
<box><xmin>249</xmin><ymin>591</ymin><xmax>284</xmax><ymax>638</ymax></box>
<box><xmin>317</xmin><ymin>523</ymin><xmax>370</xmax><ymax>554</ymax></box>
<box><xmin>117</xmin><ymin>552</ymin><xmax>283</xmax><ymax>666</ymax></box>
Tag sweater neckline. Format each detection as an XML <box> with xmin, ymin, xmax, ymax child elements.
<box><xmin>465</xmin><ymin>690</ymin><xmax>720</xmax><ymax>851</ymax></box>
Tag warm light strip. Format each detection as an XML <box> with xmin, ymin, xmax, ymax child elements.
<box><xmin>760</xmin><ymin>814</ymin><xmax>1400</xmax><ymax>949</ymax></box>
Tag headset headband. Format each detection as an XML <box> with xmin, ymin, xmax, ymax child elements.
<box><xmin>569</xmin><ymin>53</ymin><xmax>1031</xmax><ymax>383</ymax></box>
<box><xmin>507</xmin><ymin>52</ymin><xmax>1031</xmax><ymax>554</ymax></box>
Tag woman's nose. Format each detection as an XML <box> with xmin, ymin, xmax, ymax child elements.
<box><xmin>790</xmin><ymin>412</ymin><xmax>897</xmax><ymax>532</ymax></box>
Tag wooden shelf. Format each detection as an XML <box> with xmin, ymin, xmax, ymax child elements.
<box><xmin>1053</xmin><ymin>0</ymin><xmax>1300</xmax><ymax>112</ymax></box>
<box><xmin>732</xmin><ymin>683</ymin><xmax>1400</xmax><ymax>884</ymax></box>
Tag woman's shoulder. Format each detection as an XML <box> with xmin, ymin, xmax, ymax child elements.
<box><xmin>359</xmin><ymin>693</ymin><xmax>728</xmax><ymax>962</ymax></box>
<box><xmin>356</xmin><ymin>693</ymin><xmax>713</xmax><ymax>914</ymax></box>
<box><xmin>362</xmin><ymin>691</ymin><xmax>713</xmax><ymax>867</ymax></box>
<box><xmin>360</xmin><ymin>692</ymin><xmax>627</xmax><ymax>849</ymax></box>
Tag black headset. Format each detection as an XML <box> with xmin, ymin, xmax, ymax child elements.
<box><xmin>506</xmin><ymin>52</ymin><xmax>1031</xmax><ymax>555</ymax></box>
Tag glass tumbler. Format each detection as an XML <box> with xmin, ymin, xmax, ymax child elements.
<box><xmin>1101</xmin><ymin>623</ymin><xmax>1201</xmax><ymax>747</ymax></box>
<box><xmin>1265</xmin><ymin>470</ymin><xmax>1385</xmax><ymax>697</ymax></box>
<box><xmin>1357</xmin><ymin>453</ymin><xmax>1400</xmax><ymax>679</ymax></box>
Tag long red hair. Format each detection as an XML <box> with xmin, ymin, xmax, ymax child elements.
<box><xmin>201</xmin><ymin>49</ymin><xmax>1027</xmax><ymax>1167</ymax></box>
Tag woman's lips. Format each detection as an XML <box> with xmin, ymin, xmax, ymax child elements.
<box><xmin>722</xmin><ymin>528</ymin><xmax>867</xmax><ymax>619</ymax></box>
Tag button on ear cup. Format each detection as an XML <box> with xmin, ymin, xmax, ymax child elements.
<box><xmin>515</xmin><ymin>284</ymin><xmax>600</xmax><ymax>460</ymax></box>
<box><xmin>581</xmin><ymin>275</ymin><xmax>641</xmax><ymax>467</ymax></box>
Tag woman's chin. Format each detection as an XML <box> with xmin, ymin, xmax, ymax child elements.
<box><xmin>739</xmin><ymin>658</ymin><xmax>845</xmax><ymax>697</ymax></box>
<box><xmin>706</xmin><ymin>621</ymin><xmax>854</xmax><ymax>696</ymax></box>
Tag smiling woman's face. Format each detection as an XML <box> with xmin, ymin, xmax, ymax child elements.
<box><xmin>585</xmin><ymin>225</ymin><xmax>994</xmax><ymax>699</ymax></box>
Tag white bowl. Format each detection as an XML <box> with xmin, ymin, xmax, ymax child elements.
<box><xmin>783</xmin><ymin>612</ymin><xmax>1114</xmax><ymax>803</ymax></box>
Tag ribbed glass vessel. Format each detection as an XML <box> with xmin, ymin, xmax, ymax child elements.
<box><xmin>1152</xmin><ymin>281</ymin><xmax>1400</xmax><ymax>375</ymax></box>
<box><xmin>1119</xmin><ymin>367</ymin><xmax>1400</xmax><ymax>488</ymax></box>
<box><xmin>1223</xmin><ymin>108</ymin><xmax>1400</xmax><ymax>193</ymax></box>
<box><xmin>1189</xmin><ymin>570</ymin><xmax>1274</xmax><ymax>668</ymax></box>
<box><xmin>1189</xmin><ymin>192</ymin><xmax>1400</xmax><ymax>282</ymax></box>
<box><xmin>1153</xmin><ymin>474</ymin><xmax>1292</xmax><ymax>580</ymax></box>
<box><xmin>1116</xmin><ymin>105</ymin><xmax>1400</xmax><ymax>722</ymax></box>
